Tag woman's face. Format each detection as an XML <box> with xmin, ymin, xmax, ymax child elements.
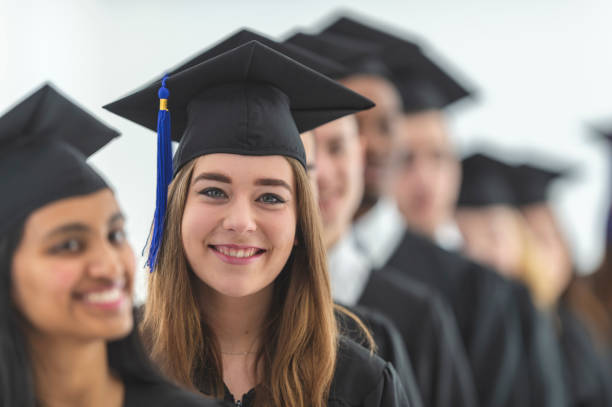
<box><xmin>182</xmin><ymin>154</ymin><xmax>297</xmax><ymax>299</ymax></box>
<box><xmin>456</xmin><ymin>205</ymin><xmax>523</xmax><ymax>277</ymax></box>
<box><xmin>11</xmin><ymin>189</ymin><xmax>135</xmax><ymax>342</ymax></box>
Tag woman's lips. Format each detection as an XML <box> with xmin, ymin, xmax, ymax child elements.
<box><xmin>209</xmin><ymin>244</ymin><xmax>266</xmax><ymax>265</ymax></box>
<box><xmin>78</xmin><ymin>286</ymin><xmax>129</xmax><ymax>311</ymax></box>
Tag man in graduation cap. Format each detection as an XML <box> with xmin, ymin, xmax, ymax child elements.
<box><xmin>286</xmin><ymin>29</ymin><xmax>481</xmax><ymax>407</ymax></box>
<box><xmin>294</xmin><ymin>14</ymin><xmax>568</xmax><ymax>407</ymax></box>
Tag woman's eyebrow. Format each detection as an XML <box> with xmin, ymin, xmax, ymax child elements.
<box><xmin>45</xmin><ymin>223</ymin><xmax>90</xmax><ymax>239</ymax></box>
<box><xmin>255</xmin><ymin>178</ymin><xmax>292</xmax><ymax>193</ymax></box>
<box><xmin>108</xmin><ymin>212</ymin><xmax>125</xmax><ymax>224</ymax></box>
<box><xmin>192</xmin><ymin>172</ymin><xmax>231</xmax><ymax>184</ymax></box>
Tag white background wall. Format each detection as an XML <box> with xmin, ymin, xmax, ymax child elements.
<box><xmin>2</xmin><ymin>0</ymin><xmax>612</xmax><ymax>299</ymax></box>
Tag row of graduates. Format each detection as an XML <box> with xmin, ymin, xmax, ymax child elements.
<box><xmin>1</xmin><ymin>10</ymin><xmax>610</xmax><ymax>407</ymax></box>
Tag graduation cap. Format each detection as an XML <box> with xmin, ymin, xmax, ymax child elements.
<box><xmin>283</xmin><ymin>32</ymin><xmax>390</xmax><ymax>79</ymax></box>
<box><xmin>321</xmin><ymin>16</ymin><xmax>473</xmax><ymax>113</ymax></box>
<box><xmin>164</xmin><ymin>28</ymin><xmax>350</xmax><ymax>80</ymax></box>
<box><xmin>0</xmin><ymin>83</ymin><xmax>119</xmax><ymax>234</ymax></box>
<box><xmin>457</xmin><ymin>153</ymin><xmax>517</xmax><ymax>207</ymax></box>
<box><xmin>103</xmin><ymin>40</ymin><xmax>375</xmax><ymax>268</ymax></box>
<box><xmin>512</xmin><ymin>164</ymin><xmax>570</xmax><ymax>206</ymax></box>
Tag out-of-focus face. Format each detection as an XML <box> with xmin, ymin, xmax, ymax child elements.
<box><xmin>12</xmin><ymin>189</ymin><xmax>135</xmax><ymax>342</ymax></box>
<box><xmin>181</xmin><ymin>154</ymin><xmax>297</xmax><ymax>299</ymax></box>
<box><xmin>300</xmin><ymin>131</ymin><xmax>318</xmax><ymax>200</ymax></box>
<box><xmin>455</xmin><ymin>205</ymin><xmax>523</xmax><ymax>277</ymax></box>
<box><xmin>313</xmin><ymin>116</ymin><xmax>364</xmax><ymax>248</ymax></box>
<box><xmin>522</xmin><ymin>204</ymin><xmax>572</xmax><ymax>299</ymax></box>
<box><xmin>341</xmin><ymin>75</ymin><xmax>402</xmax><ymax>206</ymax></box>
<box><xmin>390</xmin><ymin>111</ymin><xmax>460</xmax><ymax>237</ymax></box>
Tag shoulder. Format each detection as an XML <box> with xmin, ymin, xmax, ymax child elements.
<box><xmin>123</xmin><ymin>379</ymin><xmax>224</xmax><ymax>407</ymax></box>
<box><xmin>329</xmin><ymin>337</ymin><xmax>401</xmax><ymax>405</ymax></box>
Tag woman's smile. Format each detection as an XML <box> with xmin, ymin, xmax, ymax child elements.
<box><xmin>209</xmin><ymin>244</ymin><xmax>266</xmax><ymax>265</ymax></box>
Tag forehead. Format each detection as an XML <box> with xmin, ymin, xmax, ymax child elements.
<box><xmin>300</xmin><ymin>131</ymin><xmax>315</xmax><ymax>160</ymax></box>
<box><xmin>342</xmin><ymin>75</ymin><xmax>401</xmax><ymax>113</ymax></box>
<box><xmin>397</xmin><ymin>111</ymin><xmax>451</xmax><ymax>148</ymax></box>
<box><xmin>22</xmin><ymin>189</ymin><xmax>117</xmax><ymax>238</ymax></box>
<box><xmin>313</xmin><ymin>116</ymin><xmax>358</xmax><ymax>141</ymax></box>
<box><xmin>192</xmin><ymin>153</ymin><xmax>295</xmax><ymax>184</ymax></box>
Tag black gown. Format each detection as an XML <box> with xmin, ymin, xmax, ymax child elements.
<box><xmin>557</xmin><ymin>299</ymin><xmax>612</xmax><ymax>407</ymax></box>
<box><xmin>208</xmin><ymin>337</ymin><xmax>411</xmax><ymax>407</ymax></box>
<box><xmin>357</xmin><ymin>268</ymin><xmax>477</xmax><ymax>407</ymax></box>
<box><xmin>385</xmin><ymin>229</ymin><xmax>567</xmax><ymax>407</ymax></box>
<box><xmin>337</xmin><ymin>304</ymin><xmax>424</xmax><ymax>407</ymax></box>
<box><xmin>123</xmin><ymin>378</ymin><xmax>229</xmax><ymax>406</ymax></box>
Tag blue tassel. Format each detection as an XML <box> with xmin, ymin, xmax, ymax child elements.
<box><xmin>147</xmin><ymin>75</ymin><xmax>172</xmax><ymax>270</ymax></box>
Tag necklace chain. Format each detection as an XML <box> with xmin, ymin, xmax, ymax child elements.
<box><xmin>221</xmin><ymin>350</ymin><xmax>256</xmax><ymax>356</ymax></box>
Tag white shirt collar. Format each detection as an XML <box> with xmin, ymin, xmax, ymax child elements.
<box><xmin>351</xmin><ymin>197</ymin><xmax>407</xmax><ymax>269</ymax></box>
<box><xmin>327</xmin><ymin>231</ymin><xmax>373</xmax><ymax>306</ymax></box>
<box><xmin>434</xmin><ymin>219</ymin><xmax>464</xmax><ymax>252</ymax></box>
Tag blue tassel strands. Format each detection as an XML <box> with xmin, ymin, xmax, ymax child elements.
<box><xmin>147</xmin><ymin>76</ymin><xmax>173</xmax><ymax>270</ymax></box>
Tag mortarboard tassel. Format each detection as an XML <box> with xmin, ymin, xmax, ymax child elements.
<box><xmin>147</xmin><ymin>76</ymin><xmax>173</xmax><ymax>270</ymax></box>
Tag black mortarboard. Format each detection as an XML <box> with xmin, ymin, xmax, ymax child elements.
<box><xmin>512</xmin><ymin>164</ymin><xmax>568</xmax><ymax>206</ymax></box>
<box><xmin>104</xmin><ymin>40</ymin><xmax>374</xmax><ymax>172</ymax></box>
<box><xmin>0</xmin><ymin>83</ymin><xmax>119</xmax><ymax>234</ymax></box>
<box><xmin>283</xmin><ymin>32</ymin><xmax>390</xmax><ymax>79</ymax></box>
<box><xmin>321</xmin><ymin>16</ymin><xmax>473</xmax><ymax>113</ymax></box>
<box><xmin>457</xmin><ymin>153</ymin><xmax>517</xmax><ymax>207</ymax></box>
<box><xmin>164</xmin><ymin>28</ymin><xmax>349</xmax><ymax>79</ymax></box>
<box><xmin>103</xmin><ymin>40</ymin><xmax>374</xmax><ymax>267</ymax></box>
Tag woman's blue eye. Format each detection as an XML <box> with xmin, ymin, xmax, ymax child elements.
<box><xmin>200</xmin><ymin>187</ymin><xmax>227</xmax><ymax>199</ymax></box>
<box><xmin>257</xmin><ymin>193</ymin><xmax>285</xmax><ymax>204</ymax></box>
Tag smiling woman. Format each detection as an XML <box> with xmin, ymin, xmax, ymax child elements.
<box><xmin>0</xmin><ymin>84</ymin><xmax>224</xmax><ymax>407</ymax></box>
<box><xmin>105</xmin><ymin>38</ymin><xmax>409</xmax><ymax>407</ymax></box>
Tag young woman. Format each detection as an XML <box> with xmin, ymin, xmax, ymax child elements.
<box><xmin>105</xmin><ymin>40</ymin><xmax>409</xmax><ymax>407</ymax></box>
<box><xmin>0</xmin><ymin>84</ymin><xmax>226</xmax><ymax>407</ymax></box>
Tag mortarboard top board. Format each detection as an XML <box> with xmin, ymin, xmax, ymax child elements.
<box><xmin>512</xmin><ymin>163</ymin><xmax>570</xmax><ymax>206</ymax></box>
<box><xmin>457</xmin><ymin>153</ymin><xmax>517</xmax><ymax>208</ymax></box>
<box><xmin>321</xmin><ymin>16</ymin><xmax>473</xmax><ymax>113</ymax></box>
<box><xmin>103</xmin><ymin>40</ymin><xmax>375</xmax><ymax>267</ymax></box>
<box><xmin>0</xmin><ymin>83</ymin><xmax>119</xmax><ymax>234</ymax></box>
<box><xmin>283</xmin><ymin>31</ymin><xmax>390</xmax><ymax>79</ymax></box>
<box><xmin>163</xmin><ymin>28</ymin><xmax>350</xmax><ymax>81</ymax></box>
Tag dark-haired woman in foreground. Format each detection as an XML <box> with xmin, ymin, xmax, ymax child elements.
<box><xmin>0</xmin><ymin>84</ymin><xmax>226</xmax><ymax>407</ymax></box>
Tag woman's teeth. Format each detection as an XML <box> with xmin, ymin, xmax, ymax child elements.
<box><xmin>215</xmin><ymin>246</ymin><xmax>259</xmax><ymax>258</ymax></box>
<box><xmin>83</xmin><ymin>287</ymin><xmax>123</xmax><ymax>303</ymax></box>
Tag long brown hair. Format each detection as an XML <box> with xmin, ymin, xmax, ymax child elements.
<box><xmin>141</xmin><ymin>157</ymin><xmax>339</xmax><ymax>407</ymax></box>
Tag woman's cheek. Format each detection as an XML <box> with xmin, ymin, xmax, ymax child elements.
<box><xmin>46</xmin><ymin>259</ymin><xmax>83</xmax><ymax>293</ymax></box>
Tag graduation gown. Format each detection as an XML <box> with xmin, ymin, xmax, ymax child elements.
<box><xmin>358</xmin><ymin>269</ymin><xmax>478</xmax><ymax>407</ymax></box>
<box><xmin>337</xmin><ymin>305</ymin><xmax>424</xmax><ymax>407</ymax></box>
<box><xmin>123</xmin><ymin>378</ymin><xmax>228</xmax><ymax>406</ymax></box>
<box><xmin>328</xmin><ymin>229</ymin><xmax>476</xmax><ymax>407</ymax></box>
<box><xmin>557</xmin><ymin>299</ymin><xmax>612</xmax><ymax>407</ymax></box>
<box><xmin>385</xmin><ymin>229</ymin><xmax>567</xmax><ymax>407</ymax></box>
<box><xmin>210</xmin><ymin>337</ymin><xmax>411</xmax><ymax>407</ymax></box>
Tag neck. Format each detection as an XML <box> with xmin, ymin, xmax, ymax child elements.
<box><xmin>200</xmin><ymin>284</ymin><xmax>274</xmax><ymax>354</ymax></box>
<box><xmin>27</xmin><ymin>329</ymin><xmax>121</xmax><ymax>407</ymax></box>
